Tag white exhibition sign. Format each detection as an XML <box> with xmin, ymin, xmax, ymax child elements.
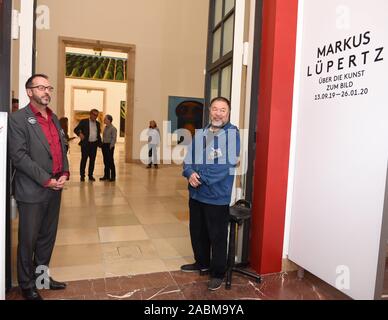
<box><xmin>288</xmin><ymin>0</ymin><xmax>388</xmax><ymax>299</ymax></box>
<box><xmin>0</xmin><ymin>112</ymin><xmax>7</xmax><ymax>301</ymax></box>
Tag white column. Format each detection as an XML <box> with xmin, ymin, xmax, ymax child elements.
<box><xmin>230</xmin><ymin>0</ymin><xmax>245</xmax><ymax>125</ymax></box>
<box><xmin>230</xmin><ymin>0</ymin><xmax>246</xmax><ymax>203</ymax></box>
<box><xmin>240</xmin><ymin>0</ymin><xmax>256</xmax><ymax>199</ymax></box>
<box><xmin>18</xmin><ymin>0</ymin><xmax>34</xmax><ymax>108</ymax></box>
<box><xmin>0</xmin><ymin>112</ymin><xmax>8</xmax><ymax>301</ymax></box>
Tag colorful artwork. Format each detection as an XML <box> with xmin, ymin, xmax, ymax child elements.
<box><xmin>66</xmin><ymin>53</ymin><xmax>127</xmax><ymax>82</ymax></box>
<box><xmin>120</xmin><ymin>101</ymin><xmax>126</xmax><ymax>137</ymax></box>
<box><xmin>168</xmin><ymin>96</ymin><xmax>204</xmax><ymax>139</ymax></box>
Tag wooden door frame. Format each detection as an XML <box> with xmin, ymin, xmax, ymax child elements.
<box><xmin>58</xmin><ymin>36</ymin><xmax>136</xmax><ymax>162</ymax></box>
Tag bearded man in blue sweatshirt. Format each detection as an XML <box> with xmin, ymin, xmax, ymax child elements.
<box><xmin>181</xmin><ymin>97</ymin><xmax>240</xmax><ymax>291</ymax></box>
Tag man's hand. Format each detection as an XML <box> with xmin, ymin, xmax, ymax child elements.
<box><xmin>55</xmin><ymin>176</ymin><xmax>68</xmax><ymax>190</ymax></box>
<box><xmin>47</xmin><ymin>179</ymin><xmax>59</xmax><ymax>190</ymax></box>
<box><xmin>189</xmin><ymin>172</ymin><xmax>202</xmax><ymax>188</ymax></box>
<box><xmin>79</xmin><ymin>132</ymin><xmax>85</xmax><ymax>141</ymax></box>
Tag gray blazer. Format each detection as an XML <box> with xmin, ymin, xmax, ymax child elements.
<box><xmin>8</xmin><ymin>105</ymin><xmax>69</xmax><ymax>203</ymax></box>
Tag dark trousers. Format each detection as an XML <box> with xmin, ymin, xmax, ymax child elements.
<box><xmin>17</xmin><ymin>190</ymin><xmax>62</xmax><ymax>289</ymax></box>
<box><xmin>148</xmin><ymin>145</ymin><xmax>158</xmax><ymax>165</ymax></box>
<box><xmin>102</xmin><ymin>143</ymin><xmax>116</xmax><ymax>179</ymax></box>
<box><xmin>189</xmin><ymin>198</ymin><xmax>229</xmax><ymax>279</ymax></box>
<box><xmin>80</xmin><ymin>141</ymin><xmax>98</xmax><ymax>178</ymax></box>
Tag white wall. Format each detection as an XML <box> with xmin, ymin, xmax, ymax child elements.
<box><xmin>287</xmin><ymin>0</ymin><xmax>388</xmax><ymax>300</ymax></box>
<box><xmin>17</xmin><ymin>0</ymin><xmax>34</xmax><ymax>108</ymax></box>
<box><xmin>65</xmin><ymin>78</ymin><xmax>127</xmax><ymax>143</ymax></box>
<box><xmin>73</xmin><ymin>88</ymin><xmax>104</xmax><ymax>112</ymax></box>
<box><xmin>0</xmin><ymin>113</ymin><xmax>8</xmax><ymax>300</ymax></box>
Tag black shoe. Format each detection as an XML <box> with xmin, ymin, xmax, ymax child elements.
<box><xmin>180</xmin><ymin>263</ymin><xmax>209</xmax><ymax>273</ymax></box>
<box><xmin>80</xmin><ymin>177</ymin><xmax>85</xmax><ymax>182</ymax></box>
<box><xmin>109</xmin><ymin>178</ymin><xmax>116</xmax><ymax>182</ymax></box>
<box><xmin>48</xmin><ymin>277</ymin><xmax>67</xmax><ymax>290</ymax></box>
<box><xmin>89</xmin><ymin>176</ymin><xmax>96</xmax><ymax>182</ymax></box>
<box><xmin>146</xmin><ymin>164</ymin><xmax>152</xmax><ymax>169</ymax></box>
<box><xmin>21</xmin><ymin>287</ymin><xmax>43</xmax><ymax>300</ymax></box>
<box><xmin>99</xmin><ymin>177</ymin><xmax>108</xmax><ymax>181</ymax></box>
<box><xmin>208</xmin><ymin>278</ymin><xmax>223</xmax><ymax>291</ymax></box>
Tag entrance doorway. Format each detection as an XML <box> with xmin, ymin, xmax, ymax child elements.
<box><xmin>58</xmin><ymin>37</ymin><xmax>135</xmax><ymax>162</ymax></box>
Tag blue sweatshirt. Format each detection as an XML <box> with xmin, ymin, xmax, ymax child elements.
<box><xmin>182</xmin><ymin>122</ymin><xmax>240</xmax><ymax>205</ymax></box>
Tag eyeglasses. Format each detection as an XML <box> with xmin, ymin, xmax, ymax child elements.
<box><xmin>91</xmin><ymin>113</ymin><xmax>99</xmax><ymax>117</ymax></box>
<box><xmin>28</xmin><ymin>85</ymin><xmax>54</xmax><ymax>92</ymax></box>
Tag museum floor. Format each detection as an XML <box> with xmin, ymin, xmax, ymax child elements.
<box><xmin>10</xmin><ymin>141</ymin><xmax>194</xmax><ymax>283</ymax></box>
<box><xmin>6</xmin><ymin>141</ymin><xmax>387</xmax><ymax>300</ymax></box>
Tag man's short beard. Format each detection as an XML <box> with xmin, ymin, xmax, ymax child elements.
<box><xmin>211</xmin><ymin>121</ymin><xmax>225</xmax><ymax>129</ymax></box>
<box><xmin>33</xmin><ymin>95</ymin><xmax>51</xmax><ymax>106</ymax></box>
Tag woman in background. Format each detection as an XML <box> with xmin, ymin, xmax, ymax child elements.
<box><xmin>59</xmin><ymin>117</ymin><xmax>76</xmax><ymax>153</ymax></box>
<box><xmin>59</xmin><ymin>117</ymin><xmax>70</xmax><ymax>153</ymax></box>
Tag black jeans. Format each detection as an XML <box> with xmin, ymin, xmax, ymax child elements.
<box><xmin>102</xmin><ymin>143</ymin><xmax>116</xmax><ymax>179</ymax></box>
<box><xmin>80</xmin><ymin>141</ymin><xmax>98</xmax><ymax>178</ymax></box>
<box><xmin>189</xmin><ymin>198</ymin><xmax>229</xmax><ymax>279</ymax></box>
<box><xmin>148</xmin><ymin>144</ymin><xmax>158</xmax><ymax>165</ymax></box>
<box><xmin>17</xmin><ymin>190</ymin><xmax>62</xmax><ymax>289</ymax></box>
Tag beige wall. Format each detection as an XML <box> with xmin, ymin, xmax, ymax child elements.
<box><xmin>35</xmin><ymin>0</ymin><xmax>209</xmax><ymax>159</ymax></box>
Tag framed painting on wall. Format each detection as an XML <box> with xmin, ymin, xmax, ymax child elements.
<box><xmin>120</xmin><ymin>101</ymin><xmax>126</xmax><ymax>137</ymax></box>
<box><xmin>168</xmin><ymin>96</ymin><xmax>204</xmax><ymax>139</ymax></box>
<box><xmin>66</xmin><ymin>53</ymin><xmax>127</xmax><ymax>82</ymax></box>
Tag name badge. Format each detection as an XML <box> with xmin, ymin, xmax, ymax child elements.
<box><xmin>28</xmin><ymin>117</ymin><xmax>37</xmax><ymax>125</ymax></box>
<box><xmin>209</xmin><ymin>148</ymin><xmax>223</xmax><ymax>161</ymax></box>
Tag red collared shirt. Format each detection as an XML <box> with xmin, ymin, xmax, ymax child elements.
<box><xmin>29</xmin><ymin>104</ymin><xmax>69</xmax><ymax>184</ymax></box>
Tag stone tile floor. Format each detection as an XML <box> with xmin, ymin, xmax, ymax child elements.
<box><xmin>6</xmin><ymin>270</ymin><xmax>351</xmax><ymax>300</ymax></box>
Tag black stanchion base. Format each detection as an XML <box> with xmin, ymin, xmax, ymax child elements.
<box><xmin>225</xmin><ymin>267</ymin><xmax>261</xmax><ymax>290</ymax></box>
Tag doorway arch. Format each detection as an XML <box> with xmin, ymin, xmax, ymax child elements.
<box><xmin>58</xmin><ymin>37</ymin><xmax>136</xmax><ymax>162</ymax></box>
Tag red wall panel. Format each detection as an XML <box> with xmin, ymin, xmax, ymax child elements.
<box><xmin>250</xmin><ymin>0</ymin><xmax>299</xmax><ymax>274</ymax></box>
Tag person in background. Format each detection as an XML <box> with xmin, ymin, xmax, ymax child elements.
<box><xmin>12</xmin><ymin>98</ymin><xmax>19</xmax><ymax>112</ymax></box>
<box><xmin>100</xmin><ymin>114</ymin><xmax>117</xmax><ymax>182</ymax></box>
<box><xmin>73</xmin><ymin>109</ymin><xmax>102</xmax><ymax>182</ymax></box>
<box><xmin>180</xmin><ymin>97</ymin><xmax>240</xmax><ymax>291</ymax></box>
<box><xmin>59</xmin><ymin>117</ymin><xmax>71</xmax><ymax>153</ymax></box>
<box><xmin>8</xmin><ymin>74</ymin><xmax>69</xmax><ymax>300</ymax></box>
<box><xmin>147</xmin><ymin>120</ymin><xmax>160</xmax><ymax>169</ymax></box>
